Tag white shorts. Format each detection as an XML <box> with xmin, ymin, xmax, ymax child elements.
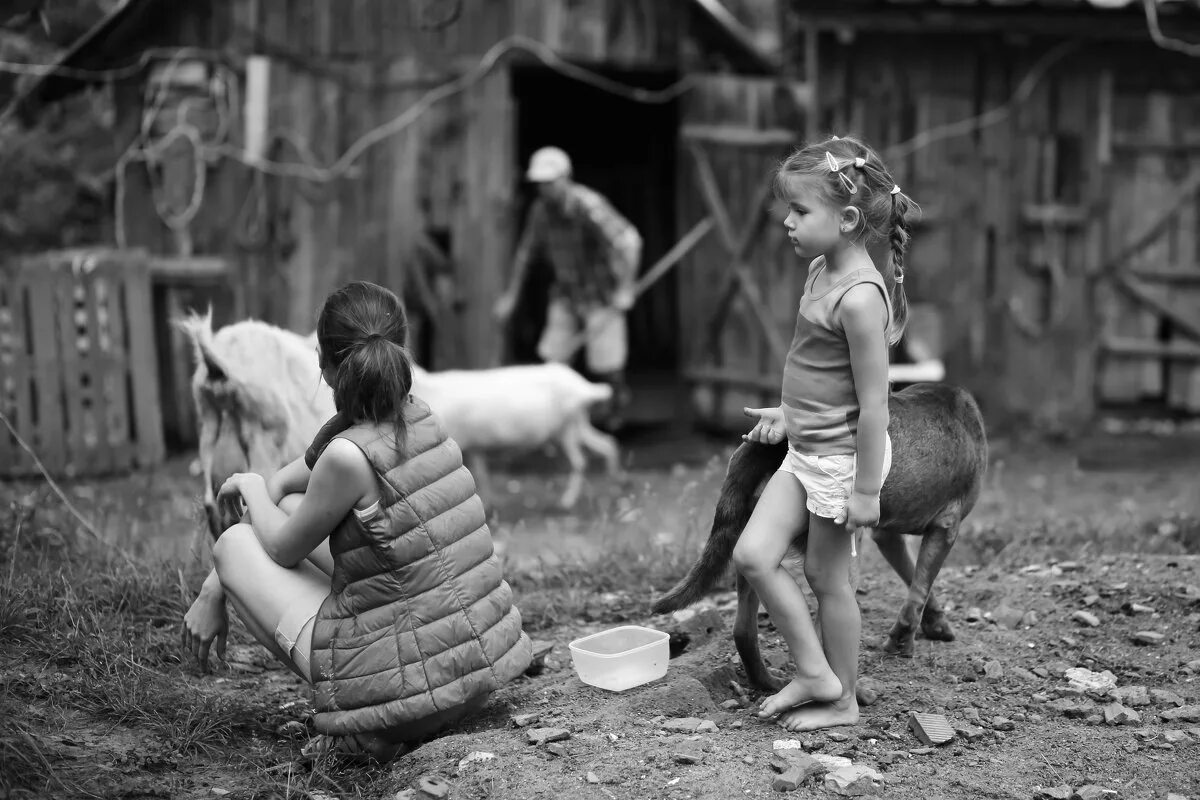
<box><xmin>777</xmin><ymin>435</ymin><xmax>893</xmax><ymax>520</ymax></box>
<box><xmin>538</xmin><ymin>297</ymin><xmax>627</xmax><ymax>374</ymax></box>
<box><xmin>275</xmin><ymin>594</ymin><xmax>324</xmax><ymax>682</ymax></box>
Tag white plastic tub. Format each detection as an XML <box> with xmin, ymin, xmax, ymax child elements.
<box><xmin>568</xmin><ymin>625</ymin><xmax>669</xmax><ymax>692</ymax></box>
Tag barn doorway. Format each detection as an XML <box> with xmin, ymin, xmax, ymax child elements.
<box><xmin>509</xmin><ymin>64</ymin><xmax>682</xmax><ymax>429</ymax></box>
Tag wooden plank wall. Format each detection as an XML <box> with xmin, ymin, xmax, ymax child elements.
<box><xmin>676</xmin><ymin>74</ymin><xmax>798</xmax><ymax>427</ymax></box>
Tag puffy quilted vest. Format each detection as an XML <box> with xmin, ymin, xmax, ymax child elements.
<box><xmin>307</xmin><ymin>398</ymin><xmax>531</xmax><ymax>735</ymax></box>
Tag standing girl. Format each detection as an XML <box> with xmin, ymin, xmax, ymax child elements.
<box><xmin>182</xmin><ymin>281</ymin><xmax>532</xmax><ymax>762</ymax></box>
<box><xmin>732</xmin><ymin>136</ymin><xmax>917</xmax><ymax>732</ymax></box>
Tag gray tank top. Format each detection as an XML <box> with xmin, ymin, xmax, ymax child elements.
<box><xmin>780</xmin><ymin>257</ymin><xmax>891</xmax><ymax>455</ymax></box>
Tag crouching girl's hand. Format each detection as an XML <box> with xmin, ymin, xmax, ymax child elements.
<box><xmin>216</xmin><ymin>472</ymin><xmax>265</xmax><ymax>527</ymax></box>
<box><xmin>742</xmin><ymin>406</ymin><xmax>787</xmax><ymax>445</ymax></box>
<box><xmin>182</xmin><ymin>587</ymin><xmax>228</xmax><ymax>674</ymax></box>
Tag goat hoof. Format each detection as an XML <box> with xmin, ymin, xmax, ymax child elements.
<box><xmin>880</xmin><ymin>633</ymin><xmax>915</xmax><ymax>658</ymax></box>
<box><xmin>921</xmin><ymin>616</ymin><xmax>956</xmax><ymax>642</ymax></box>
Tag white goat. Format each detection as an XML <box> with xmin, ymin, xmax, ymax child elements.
<box><xmin>180</xmin><ymin>315</ymin><xmax>621</xmax><ymax>540</ymax></box>
<box><xmin>177</xmin><ymin>312</ymin><xmax>333</xmax><ymax>539</ymax></box>
<box><xmin>411</xmin><ymin>363</ymin><xmax>620</xmax><ymax>509</ymax></box>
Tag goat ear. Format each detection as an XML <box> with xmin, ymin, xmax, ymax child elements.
<box><xmin>175</xmin><ymin>308</ymin><xmax>228</xmax><ymax>380</ymax></box>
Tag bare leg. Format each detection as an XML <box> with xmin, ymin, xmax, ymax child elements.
<box><xmin>558</xmin><ymin>422</ymin><xmax>586</xmax><ymax>509</ymax></box>
<box><xmin>731</xmin><ymin>473</ymin><xmax>842</xmax><ymax>718</ymax></box>
<box><xmin>212</xmin><ymin>524</ymin><xmax>329</xmax><ymax>682</ymax></box>
<box><xmin>777</xmin><ymin>513</ymin><xmax>861</xmax><ymax>732</ymax></box>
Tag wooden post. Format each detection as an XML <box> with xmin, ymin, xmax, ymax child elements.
<box><xmin>452</xmin><ymin>66</ymin><xmax>514</xmax><ymax>368</ymax></box>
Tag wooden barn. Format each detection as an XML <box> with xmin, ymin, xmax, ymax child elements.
<box><xmin>5</xmin><ymin>0</ymin><xmax>1200</xmax><ymax>464</ymax></box>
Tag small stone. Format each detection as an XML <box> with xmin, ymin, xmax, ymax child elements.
<box><xmin>661</xmin><ymin>717</ymin><xmax>703</xmax><ymax>733</ymax></box>
<box><xmin>826</xmin><ymin>732</ymin><xmax>850</xmax><ymax>742</ymax></box>
<box><xmin>772</xmin><ymin>766</ymin><xmax>805</xmax><ymax>792</ymax></box>
<box><xmin>1034</xmin><ymin>787</ymin><xmax>1072</xmax><ymax>800</ymax></box>
<box><xmin>910</xmin><ymin>746</ymin><xmax>936</xmax><ymax>755</ymax></box>
<box><xmin>1082</xmin><ymin>594</ymin><xmax>1101</xmax><ymax>606</ymax></box>
<box><xmin>1102</xmin><ymin>703</ymin><xmax>1141</xmax><ymax>726</ymax></box>
<box><xmin>527</xmin><ymin>728</ymin><xmax>571</xmax><ymax>745</ymax></box>
<box><xmin>393</xmin><ymin>791</ymin><xmax>417</xmax><ymax>800</ymax></box>
<box><xmin>1150</xmin><ymin>689</ymin><xmax>1185</xmax><ymax>707</ymax></box>
<box><xmin>1163</xmin><ymin>730</ymin><xmax>1190</xmax><ymax>744</ymax></box>
<box><xmin>524</xmin><ymin>640</ymin><xmax>554</xmax><ymax>676</ymax></box>
<box><xmin>961</xmin><ymin>707</ymin><xmax>983</xmax><ymax>725</ymax></box>
<box><xmin>983</xmin><ymin>661</ymin><xmax>1004</xmax><ymax>679</ymax></box>
<box><xmin>810</xmin><ymin>753</ymin><xmax>853</xmax><ymax>771</ymax></box>
<box><xmin>696</xmin><ymin>720</ymin><xmax>719</xmax><ymax>733</ymax></box>
<box><xmin>1071</xmin><ymin>610</ymin><xmax>1100</xmax><ymax>627</ymax></box>
<box><xmin>721</xmin><ymin>699</ymin><xmax>742</xmax><ymax>710</ymax></box>
<box><xmin>992</xmin><ymin>605</ymin><xmax>1025</xmax><ymax>629</ymax></box>
<box><xmin>673</xmin><ymin>749</ymin><xmax>703</xmax><ymax>765</ymax></box>
<box><xmin>586</xmin><ymin>772</ymin><xmax>601</xmax><ymax>784</ymax></box>
<box><xmin>1108</xmin><ymin>686</ymin><xmax>1151</xmax><ymax>707</ymax></box>
<box><xmin>545</xmin><ymin>743</ymin><xmax>568</xmax><ymax>758</ymax></box>
<box><xmin>416</xmin><ymin>775</ymin><xmax>452</xmax><ymax>799</ymax></box>
<box><xmin>855</xmin><ymin>684</ymin><xmax>879</xmax><ymax>707</ymax></box>
<box><xmin>965</xmin><ymin>607</ymin><xmax>983</xmax><ymax>622</ymax></box>
<box><xmin>1072</xmin><ymin>785</ymin><xmax>1117</xmax><ymax>800</ymax></box>
<box><xmin>1167</xmin><ymin>794</ymin><xmax>1190</xmax><ymax>800</ymax></box>
<box><xmin>773</xmin><ymin>738</ymin><xmax>806</xmax><ymax>752</ymax></box>
<box><xmin>1125</xmin><ymin>602</ymin><xmax>1155</xmax><ymax>615</ymax></box>
<box><xmin>211</xmin><ymin>791</ymin><xmax>230</xmax><ymax>798</ymax></box>
<box><xmin>1131</xmin><ymin>631</ymin><xmax>1165</xmax><ymax>646</ymax></box>
<box><xmin>1060</xmin><ymin>635</ymin><xmax>1078</xmax><ymax>647</ymax></box>
<box><xmin>1064</xmin><ymin>668</ymin><xmax>1117</xmax><ymax>692</ymax></box>
<box><xmin>1033</xmin><ymin>667</ymin><xmax>1051</xmax><ymax>679</ymax></box>
<box><xmin>512</xmin><ymin>713</ymin><xmax>541</xmax><ymax>727</ymax></box>
<box><xmin>1020</xmin><ymin>610</ymin><xmax>1039</xmax><ymax>628</ymax></box>
<box><xmin>908</xmin><ymin>712</ymin><xmax>955</xmax><ymax>745</ymax></box>
<box><xmin>456</xmin><ymin>751</ymin><xmax>496</xmax><ymax>772</ymax></box>
<box><xmin>824</xmin><ymin>764</ymin><xmax>883</xmax><ymax>796</ymax></box>
<box><xmin>1032</xmin><ymin>692</ymin><xmax>1052</xmax><ymax>703</ymax></box>
<box><xmin>953</xmin><ymin>724</ymin><xmax>986</xmax><ymax>741</ymax></box>
<box><xmin>1160</xmin><ymin>705</ymin><xmax>1200</xmax><ymax>723</ymax></box>
<box><xmin>990</xmin><ymin>717</ymin><xmax>1015</xmax><ymax>731</ymax></box>
<box><xmin>1009</xmin><ymin>666</ymin><xmax>1038</xmax><ymax>682</ymax></box>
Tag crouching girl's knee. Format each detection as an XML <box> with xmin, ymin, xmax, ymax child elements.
<box><xmin>212</xmin><ymin>523</ymin><xmax>259</xmax><ymax>576</ymax></box>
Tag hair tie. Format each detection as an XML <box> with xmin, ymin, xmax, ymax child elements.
<box><xmin>894</xmin><ymin>267</ymin><xmax>905</xmax><ymax>284</ymax></box>
<box><xmin>365</xmin><ymin>331</ymin><xmax>386</xmax><ymax>343</ymax></box>
<box><xmin>890</xmin><ymin>185</ymin><xmax>901</xmax><ymax>195</ymax></box>
<box><xmin>853</xmin><ymin>157</ymin><xmax>865</xmax><ymax>168</ymax></box>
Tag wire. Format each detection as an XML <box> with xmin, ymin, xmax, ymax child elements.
<box><xmin>884</xmin><ymin>40</ymin><xmax>1081</xmax><ymax>161</ymax></box>
<box><xmin>1143</xmin><ymin>0</ymin><xmax>1200</xmax><ymax>56</ymax></box>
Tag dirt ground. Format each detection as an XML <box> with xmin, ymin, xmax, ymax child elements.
<box><xmin>3</xmin><ymin>426</ymin><xmax>1200</xmax><ymax>800</ymax></box>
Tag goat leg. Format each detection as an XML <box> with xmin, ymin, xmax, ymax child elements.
<box><xmin>874</xmin><ymin>516</ymin><xmax>959</xmax><ymax>656</ymax></box>
<box><xmin>734</xmin><ymin>572</ymin><xmax>783</xmax><ymax>691</ymax></box>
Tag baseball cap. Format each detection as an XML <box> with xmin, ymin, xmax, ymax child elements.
<box><xmin>526</xmin><ymin>146</ymin><xmax>572</xmax><ymax>182</ymax></box>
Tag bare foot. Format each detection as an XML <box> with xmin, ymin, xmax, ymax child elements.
<box><xmin>776</xmin><ymin>695</ymin><xmax>860</xmax><ymax>732</ymax></box>
<box><xmin>757</xmin><ymin>673</ymin><xmax>843</xmax><ymax>718</ymax></box>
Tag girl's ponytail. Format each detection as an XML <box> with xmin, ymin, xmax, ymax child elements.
<box><xmin>332</xmin><ymin>337</ymin><xmax>413</xmax><ymax>447</ymax></box>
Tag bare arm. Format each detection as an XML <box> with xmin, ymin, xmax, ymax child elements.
<box><xmin>841</xmin><ymin>284</ymin><xmax>891</xmax><ymax>498</ymax></box>
<box><xmin>234</xmin><ymin>438</ymin><xmax>375</xmax><ymax>567</ymax></box>
<box><xmin>265</xmin><ymin>455</ymin><xmax>312</xmax><ymax>503</ymax></box>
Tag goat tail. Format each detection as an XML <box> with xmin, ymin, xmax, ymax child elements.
<box><xmin>650</xmin><ymin>439</ymin><xmax>785</xmax><ymax>614</ymax></box>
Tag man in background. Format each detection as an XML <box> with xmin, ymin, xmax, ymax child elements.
<box><xmin>494</xmin><ymin>146</ymin><xmax>642</xmax><ymax>430</ymax></box>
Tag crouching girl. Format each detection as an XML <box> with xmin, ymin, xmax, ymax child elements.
<box><xmin>182</xmin><ymin>280</ymin><xmax>532</xmax><ymax>763</ymax></box>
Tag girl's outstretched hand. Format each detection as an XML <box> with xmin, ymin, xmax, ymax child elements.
<box><xmin>742</xmin><ymin>406</ymin><xmax>787</xmax><ymax>445</ymax></box>
<box><xmin>838</xmin><ymin>490</ymin><xmax>881</xmax><ymax>534</ymax></box>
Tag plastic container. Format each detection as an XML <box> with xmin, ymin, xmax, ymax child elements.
<box><xmin>568</xmin><ymin>625</ymin><xmax>669</xmax><ymax>692</ymax></box>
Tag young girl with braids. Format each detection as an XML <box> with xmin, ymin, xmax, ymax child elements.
<box><xmin>181</xmin><ymin>281</ymin><xmax>531</xmax><ymax>763</ymax></box>
<box><xmin>732</xmin><ymin>135</ymin><xmax>917</xmax><ymax>732</ymax></box>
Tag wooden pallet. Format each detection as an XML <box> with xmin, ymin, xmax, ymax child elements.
<box><xmin>0</xmin><ymin>250</ymin><xmax>164</xmax><ymax>479</ymax></box>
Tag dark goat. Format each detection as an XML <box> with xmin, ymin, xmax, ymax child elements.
<box><xmin>652</xmin><ymin>383</ymin><xmax>987</xmax><ymax>688</ymax></box>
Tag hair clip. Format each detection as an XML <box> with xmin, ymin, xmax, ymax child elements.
<box><xmin>825</xmin><ymin>151</ymin><xmax>858</xmax><ymax>194</ymax></box>
<box><xmin>890</xmin><ymin>185</ymin><xmax>901</xmax><ymax>195</ymax></box>
<box><xmin>853</xmin><ymin>157</ymin><xmax>865</xmax><ymax>168</ymax></box>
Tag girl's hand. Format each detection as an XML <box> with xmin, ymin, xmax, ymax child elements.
<box><xmin>742</xmin><ymin>406</ymin><xmax>787</xmax><ymax>445</ymax></box>
<box><xmin>839</xmin><ymin>490</ymin><xmax>880</xmax><ymax>534</ymax></box>
<box><xmin>182</xmin><ymin>592</ymin><xmax>228</xmax><ymax>674</ymax></box>
<box><xmin>216</xmin><ymin>473</ymin><xmax>264</xmax><ymax>526</ymax></box>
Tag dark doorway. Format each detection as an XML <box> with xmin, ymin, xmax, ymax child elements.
<box><xmin>509</xmin><ymin>64</ymin><xmax>680</xmax><ymax>386</ymax></box>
